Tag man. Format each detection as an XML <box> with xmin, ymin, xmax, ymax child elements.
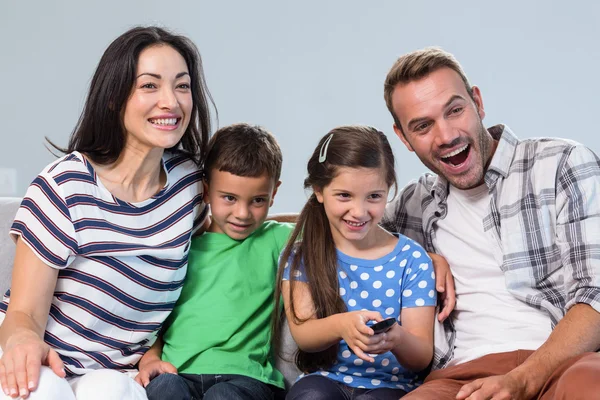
<box><xmin>381</xmin><ymin>47</ymin><xmax>600</xmax><ymax>399</ymax></box>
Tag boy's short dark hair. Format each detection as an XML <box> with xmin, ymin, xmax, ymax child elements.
<box><xmin>204</xmin><ymin>123</ymin><xmax>283</xmax><ymax>183</ymax></box>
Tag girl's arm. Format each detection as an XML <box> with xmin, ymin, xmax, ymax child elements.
<box><xmin>388</xmin><ymin>306</ymin><xmax>435</xmax><ymax>372</ymax></box>
<box><xmin>0</xmin><ymin>239</ymin><xmax>64</xmax><ymax>398</ymax></box>
<box><xmin>362</xmin><ymin>306</ymin><xmax>435</xmax><ymax>372</ymax></box>
<box><xmin>282</xmin><ymin>280</ymin><xmax>383</xmax><ymax>363</ymax></box>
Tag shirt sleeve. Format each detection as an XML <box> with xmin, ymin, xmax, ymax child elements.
<box><xmin>382</xmin><ymin>176</ymin><xmax>432</xmax><ymax>246</ymax></box>
<box><xmin>281</xmin><ymin>248</ymin><xmax>308</xmax><ymax>283</ymax></box>
<box><xmin>10</xmin><ymin>174</ymin><xmax>77</xmax><ymax>269</ymax></box>
<box><xmin>399</xmin><ymin>240</ymin><xmax>437</xmax><ymax>309</ymax></box>
<box><xmin>556</xmin><ymin>145</ymin><xmax>600</xmax><ymax>313</ymax></box>
<box><xmin>272</xmin><ymin>222</ymin><xmax>295</xmax><ymax>254</ymax></box>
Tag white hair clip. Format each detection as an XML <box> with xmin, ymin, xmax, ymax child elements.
<box><xmin>318</xmin><ymin>133</ymin><xmax>334</xmax><ymax>163</ymax></box>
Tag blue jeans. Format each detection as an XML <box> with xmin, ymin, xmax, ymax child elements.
<box><xmin>286</xmin><ymin>375</ymin><xmax>407</xmax><ymax>400</ymax></box>
<box><xmin>145</xmin><ymin>373</ymin><xmax>280</xmax><ymax>400</ymax></box>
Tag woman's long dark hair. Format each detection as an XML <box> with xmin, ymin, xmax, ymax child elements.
<box><xmin>272</xmin><ymin>125</ymin><xmax>397</xmax><ymax>373</ymax></box>
<box><xmin>48</xmin><ymin>26</ymin><xmax>214</xmax><ymax>165</ymax></box>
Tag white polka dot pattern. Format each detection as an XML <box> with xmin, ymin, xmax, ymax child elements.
<box><xmin>282</xmin><ymin>236</ymin><xmax>435</xmax><ymax>390</ymax></box>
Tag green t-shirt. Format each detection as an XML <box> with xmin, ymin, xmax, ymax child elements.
<box><xmin>162</xmin><ymin>220</ymin><xmax>294</xmax><ymax>388</ymax></box>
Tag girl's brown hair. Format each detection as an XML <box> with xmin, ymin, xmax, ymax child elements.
<box><xmin>272</xmin><ymin>125</ymin><xmax>397</xmax><ymax>373</ymax></box>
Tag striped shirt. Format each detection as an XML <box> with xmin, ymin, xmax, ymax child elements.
<box><xmin>382</xmin><ymin>124</ymin><xmax>600</xmax><ymax>370</ymax></box>
<box><xmin>0</xmin><ymin>151</ymin><xmax>208</xmax><ymax>375</ymax></box>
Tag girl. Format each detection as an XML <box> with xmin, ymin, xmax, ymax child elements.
<box><xmin>274</xmin><ymin>126</ymin><xmax>436</xmax><ymax>399</ymax></box>
<box><xmin>0</xmin><ymin>26</ymin><xmax>213</xmax><ymax>400</ymax></box>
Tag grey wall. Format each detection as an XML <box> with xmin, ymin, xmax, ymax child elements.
<box><xmin>1</xmin><ymin>0</ymin><xmax>599</xmax><ymax>212</ymax></box>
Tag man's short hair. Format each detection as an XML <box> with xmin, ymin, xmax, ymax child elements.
<box><xmin>384</xmin><ymin>47</ymin><xmax>473</xmax><ymax>131</ymax></box>
<box><xmin>204</xmin><ymin>123</ymin><xmax>283</xmax><ymax>183</ymax></box>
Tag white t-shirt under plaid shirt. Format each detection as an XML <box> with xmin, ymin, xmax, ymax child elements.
<box><xmin>382</xmin><ymin>124</ymin><xmax>600</xmax><ymax>370</ymax></box>
<box><xmin>0</xmin><ymin>151</ymin><xmax>208</xmax><ymax>376</ymax></box>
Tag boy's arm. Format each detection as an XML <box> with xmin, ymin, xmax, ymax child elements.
<box><xmin>139</xmin><ymin>336</ymin><xmax>164</xmax><ymax>367</ymax></box>
<box><xmin>135</xmin><ymin>336</ymin><xmax>177</xmax><ymax>387</ymax></box>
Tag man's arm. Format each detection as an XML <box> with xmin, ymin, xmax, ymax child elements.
<box><xmin>510</xmin><ymin>304</ymin><xmax>600</xmax><ymax>397</ymax></box>
<box><xmin>458</xmin><ymin>304</ymin><xmax>600</xmax><ymax>399</ymax></box>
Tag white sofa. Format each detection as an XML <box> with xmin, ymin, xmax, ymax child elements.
<box><xmin>0</xmin><ymin>197</ymin><xmax>301</xmax><ymax>387</ymax></box>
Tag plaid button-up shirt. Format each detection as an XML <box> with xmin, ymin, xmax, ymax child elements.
<box><xmin>382</xmin><ymin>124</ymin><xmax>600</xmax><ymax>370</ymax></box>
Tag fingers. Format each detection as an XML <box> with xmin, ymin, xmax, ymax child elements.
<box><xmin>0</xmin><ymin>361</ymin><xmax>8</xmax><ymax>396</ymax></box>
<box><xmin>438</xmin><ymin>297</ymin><xmax>451</xmax><ymax>322</ymax></box>
<box><xmin>438</xmin><ymin>271</ymin><xmax>457</xmax><ymax>322</ymax></box>
<box><xmin>361</xmin><ymin>311</ymin><xmax>384</xmax><ymax>324</ymax></box>
<box><xmin>134</xmin><ymin>371</ymin><xmax>150</xmax><ymax>387</ymax></box>
<box><xmin>23</xmin><ymin>353</ymin><xmax>42</xmax><ymax>395</ymax></box>
<box><xmin>435</xmin><ymin>269</ymin><xmax>446</xmax><ymax>293</ymax></box>
<box><xmin>352</xmin><ymin>346</ymin><xmax>375</xmax><ymax>363</ymax></box>
<box><xmin>135</xmin><ymin>361</ymin><xmax>177</xmax><ymax>388</ymax></box>
<box><xmin>14</xmin><ymin>353</ymin><xmax>31</xmax><ymax>398</ymax></box>
<box><xmin>356</xmin><ymin>322</ymin><xmax>375</xmax><ymax>336</ymax></box>
<box><xmin>445</xmin><ymin>270</ymin><xmax>456</xmax><ymax>309</ymax></box>
<box><xmin>456</xmin><ymin>379</ymin><xmax>482</xmax><ymax>400</ymax></box>
<box><xmin>45</xmin><ymin>349</ymin><xmax>65</xmax><ymax>378</ymax></box>
<box><xmin>3</xmin><ymin>355</ymin><xmax>20</xmax><ymax>398</ymax></box>
<box><xmin>161</xmin><ymin>362</ymin><xmax>178</xmax><ymax>375</ymax></box>
<box><xmin>356</xmin><ymin>311</ymin><xmax>384</xmax><ymax>335</ymax></box>
<box><xmin>362</xmin><ymin>334</ymin><xmax>391</xmax><ymax>354</ymax></box>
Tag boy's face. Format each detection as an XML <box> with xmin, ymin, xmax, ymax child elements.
<box><xmin>204</xmin><ymin>169</ymin><xmax>280</xmax><ymax>240</ymax></box>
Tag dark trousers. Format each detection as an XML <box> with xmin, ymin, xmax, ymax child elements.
<box><xmin>145</xmin><ymin>373</ymin><xmax>282</xmax><ymax>400</ymax></box>
<box><xmin>286</xmin><ymin>375</ymin><xmax>408</xmax><ymax>400</ymax></box>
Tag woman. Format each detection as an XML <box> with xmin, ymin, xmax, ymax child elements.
<box><xmin>0</xmin><ymin>26</ymin><xmax>213</xmax><ymax>399</ymax></box>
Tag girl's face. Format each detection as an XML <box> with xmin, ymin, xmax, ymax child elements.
<box><xmin>315</xmin><ymin>166</ymin><xmax>390</xmax><ymax>250</ymax></box>
<box><xmin>122</xmin><ymin>45</ymin><xmax>193</xmax><ymax>154</ymax></box>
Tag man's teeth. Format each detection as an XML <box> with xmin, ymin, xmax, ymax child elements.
<box><xmin>150</xmin><ymin>118</ymin><xmax>178</xmax><ymax>125</ymax></box>
<box><xmin>346</xmin><ymin>220</ymin><xmax>367</xmax><ymax>227</ymax></box>
<box><xmin>441</xmin><ymin>144</ymin><xmax>468</xmax><ymax>159</ymax></box>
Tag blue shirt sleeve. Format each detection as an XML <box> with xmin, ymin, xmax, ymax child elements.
<box><xmin>280</xmin><ymin>250</ymin><xmax>309</xmax><ymax>283</ymax></box>
<box><xmin>399</xmin><ymin>240</ymin><xmax>436</xmax><ymax>308</ymax></box>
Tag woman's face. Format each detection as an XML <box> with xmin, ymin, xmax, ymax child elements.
<box><xmin>122</xmin><ymin>45</ymin><xmax>193</xmax><ymax>153</ymax></box>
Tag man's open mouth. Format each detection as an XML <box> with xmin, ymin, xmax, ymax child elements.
<box><xmin>441</xmin><ymin>144</ymin><xmax>470</xmax><ymax>166</ymax></box>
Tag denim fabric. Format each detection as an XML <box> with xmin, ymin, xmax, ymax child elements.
<box><xmin>286</xmin><ymin>375</ymin><xmax>407</xmax><ymax>400</ymax></box>
<box><xmin>145</xmin><ymin>373</ymin><xmax>279</xmax><ymax>400</ymax></box>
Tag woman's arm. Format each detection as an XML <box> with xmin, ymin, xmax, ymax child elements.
<box><xmin>0</xmin><ymin>238</ymin><xmax>64</xmax><ymax>398</ymax></box>
<box><xmin>282</xmin><ymin>280</ymin><xmax>383</xmax><ymax>363</ymax></box>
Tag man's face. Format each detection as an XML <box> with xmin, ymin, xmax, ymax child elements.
<box><xmin>391</xmin><ymin>67</ymin><xmax>496</xmax><ymax>190</ymax></box>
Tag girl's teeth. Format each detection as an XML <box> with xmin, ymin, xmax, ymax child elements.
<box><xmin>150</xmin><ymin>118</ymin><xmax>178</xmax><ymax>125</ymax></box>
<box><xmin>346</xmin><ymin>221</ymin><xmax>366</xmax><ymax>227</ymax></box>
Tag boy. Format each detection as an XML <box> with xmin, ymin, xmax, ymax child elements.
<box><xmin>136</xmin><ymin>123</ymin><xmax>292</xmax><ymax>400</ymax></box>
